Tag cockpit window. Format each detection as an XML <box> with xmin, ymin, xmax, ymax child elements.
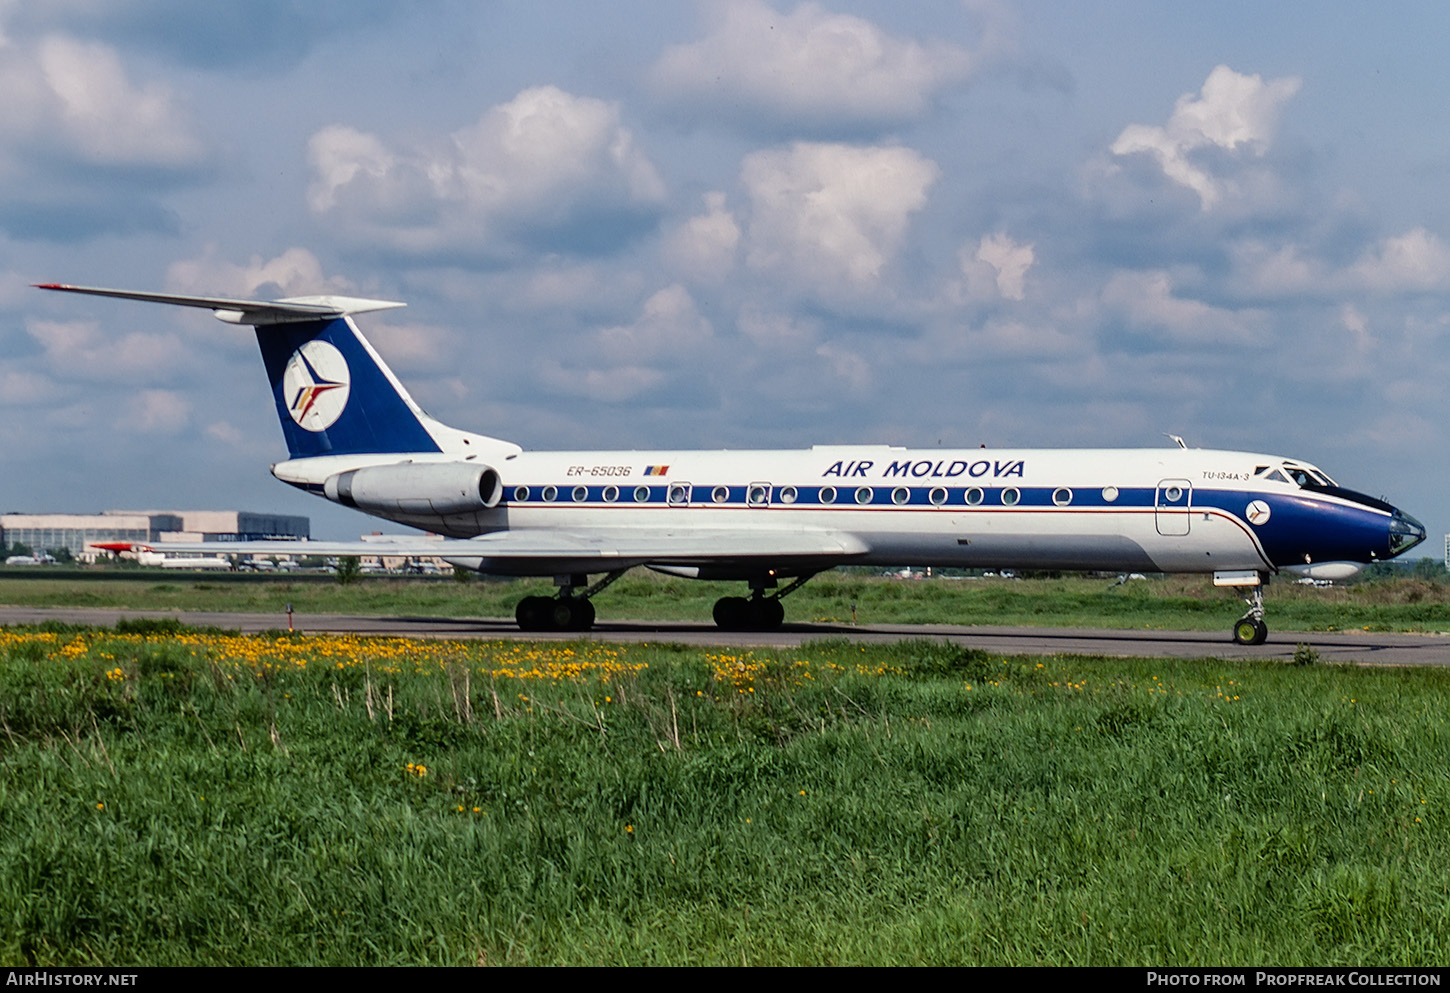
<box><xmin>1264</xmin><ymin>468</ymin><xmax>1291</xmax><ymax>485</ymax></box>
<box><xmin>1277</xmin><ymin>461</ymin><xmax>1337</xmax><ymax>488</ymax></box>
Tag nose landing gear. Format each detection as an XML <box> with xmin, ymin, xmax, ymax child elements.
<box><xmin>1231</xmin><ymin>580</ymin><xmax>1268</xmax><ymax>646</ymax></box>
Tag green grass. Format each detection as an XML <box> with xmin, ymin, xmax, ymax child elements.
<box><xmin>5</xmin><ymin>570</ymin><xmax>1450</xmax><ymax>633</ymax></box>
<box><xmin>1</xmin><ymin>625</ymin><xmax>1447</xmax><ymax>965</ymax></box>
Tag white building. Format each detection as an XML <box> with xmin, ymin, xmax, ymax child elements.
<box><xmin>2</xmin><ymin>510</ymin><xmax>308</xmax><ymax>562</ymax></box>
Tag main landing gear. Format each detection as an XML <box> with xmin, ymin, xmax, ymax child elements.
<box><xmin>514</xmin><ymin>570</ymin><xmax>627</xmax><ymax>632</ymax></box>
<box><xmin>1231</xmin><ymin>581</ymin><xmax>1269</xmax><ymax>646</ymax></box>
<box><xmin>512</xmin><ymin>568</ymin><xmax>815</xmax><ymax>633</ymax></box>
<box><xmin>712</xmin><ymin>573</ymin><xmax>814</xmax><ymax>631</ymax></box>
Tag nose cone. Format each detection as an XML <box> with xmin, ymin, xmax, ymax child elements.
<box><xmin>1388</xmin><ymin>509</ymin><xmax>1427</xmax><ymax>558</ymax></box>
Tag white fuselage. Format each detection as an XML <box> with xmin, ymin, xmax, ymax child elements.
<box><xmin>272</xmin><ymin>444</ymin><xmax>1402</xmax><ymax>578</ymax></box>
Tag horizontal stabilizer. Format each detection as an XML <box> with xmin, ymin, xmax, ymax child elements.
<box><xmin>34</xmin><ymin>284</ymin><xmax>405</xmax><ymax>326</ymax></box>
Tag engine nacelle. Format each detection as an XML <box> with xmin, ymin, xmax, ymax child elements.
<box><xmin>325</xmin><ymin>462</ymin><xmax>503</xmax><ymax>516</ymax></box>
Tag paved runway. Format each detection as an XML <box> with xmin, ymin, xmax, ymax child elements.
<box><xmin>3</xmin><ymin>604</ymin><xmax>1448</xmax><ymax>666</ymax></box>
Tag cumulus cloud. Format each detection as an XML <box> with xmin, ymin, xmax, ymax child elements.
<box><xmin>1228</xmin><ymin>240</ymin><xmax>1325</xmax><ymax>297</ymax></box>
<box><xmin>25</xmin><ymin>317</ymin><xmax>189</xmax><ymax>383</ymax></box>
<box><xmin>165</xmin><ymin>247</ymin><xmax>349</xmax><ymax>299</ymax></box>
<box><xmin>651</xmin><ymin>0</ymin><xmax>973</xmax><ymax>133</ymax></box>
<box><xmin>307</xmin><ymin>86</ymin><xmax>667</xmax><ymax>256</ymax></box>
<box><xmin>1340</xmin><ymin>304</ymin><xmax>1372</xmax><ymax>354</ymax></box>
<box><xmin>1101</xmin><ymin>269</ymin><xmax>1264</xmax><ymax>345</ymax></box>
<box><xmin>0</xmin><ymin>35</ymin><xmax>208</xmax><ymax>171</ymax></box>
<box><xmin>0</xmin><ymin>368</ymin><xmax>57</xmax><ymax>406</ymax></box>
<box><xmin>0</xmin><ymin>31</ymin><xmax>210</xmax><ymax>237</ymax></box>
<box><xmin>122</xmin><ymin>388</ymin><xmax>191</xmax><ymax>434</ymax></box>
<box><xmin>737</xmin><ymin>307</ymin><xmax>820</xmax><ymax>352</ymax></box>
<box><xmin>814</xmin><ymin>341</ymin><xmax>871</xmax><ymax>389</ymax></box>
<box><xmin>1351</xmin><ymin>228</ymin><xmax>1450</xmax><ymax>292</ymax></box>
<box><xmin>204</xmin><ymin>420</ymin><xmax>247</xmax><ymax>446</ymax></box>
<box><xmin>597</xmin><ymin>284</ymin><xmax>712</xmax><ymax>362</ymax></box>
<box><xmin>961</xmin><ymin>232</ymin><xmax>1035</xmax><ymax>301</ymax></box>
<box><xmin>541</xmin><ymin>285</ymin><xmax>714</xmax><ymax>403</ymax></box>
<box><xmin>663</xmin><ymin>192</ymin><xmax>741</xmax><ymax>284</ymax></box>
<box><xmin>741</xmin><ymin>142</ymin><xmax>939</xmax><ymax>293</ymax></box>
<box><xmin>1110</xmin><ymin>65</ymin><xmax>1300</xmax><ymax>211</ymax></box>
<box><xmin>538</xmin><ymin>362</ymin><xmax>665</xmax><ymax>405</ymax></box>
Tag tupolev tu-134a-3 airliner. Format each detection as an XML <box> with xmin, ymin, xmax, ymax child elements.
<box><xmin>38</xmin><ymin>283</ymin><xmax>1426</xmax><ymax>644</ymax></box>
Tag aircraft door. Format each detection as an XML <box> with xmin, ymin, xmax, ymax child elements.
<box><xmin>1155</xmin><ymin>479</ymin><xmax>1192</xmax><ymax>536</ymax></box>
<box><xmin>747</xmin><ymin>482</ymin><xmax>772</xmax><ymax>508</ymax></box>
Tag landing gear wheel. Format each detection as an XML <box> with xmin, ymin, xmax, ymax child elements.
<box><xmin>712</xmin><ymin>596</ymin><xmax>786</xmax><ymax>630</ymax></box>
<box><xmin>752</xmin><ymin>597</ymin><xmax>785</xmax><ymax>629</ymax></box>
<box><xmin>713</xmin><ymin>596</ymin><xmax>750</xmax><ymax>630</ymax></box>
<box><xmin>547</xmin><ymin>597</ymin><xmax>596</xmax><ymax>632</ymax></box>
<box><xmin>516</xmin><ymin>595</ymin><xmax>550</xmax><ymax>632</ymax></box>
<box><xmin>516</xmin><ymin>595</ymin><xmax>595</xmax><ymax>632</ymax></box>
<box><xmin>1232</xmin><ymin>617</ymin><xmax>1268</xmax><ymax>646</ymax></box>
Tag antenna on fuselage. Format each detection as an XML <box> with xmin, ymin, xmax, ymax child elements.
<box><xmin>1164</xmin><ymin>433</ymin><xmax>1188</xmax><ymax>449</ymax></box>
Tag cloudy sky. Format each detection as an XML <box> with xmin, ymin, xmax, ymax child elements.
<box><xmin>4</xmin><ymin>1</ymin><xmax>1448</xmax><ymax>547</ymax></box>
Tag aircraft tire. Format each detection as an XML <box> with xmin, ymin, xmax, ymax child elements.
<box><xmin>546</xmin><ymin>598</ymin><xmax>576</xmax><ymax>631</ymax></box>
<box><xmin>570</xmin><ymin>598</ymin><xmax>596</xmax><ymax>631</ymax></box>
<box><xmin>753</xmin><ymin>598</ymin><xmax>785</xmax><ymax>629</ymax></box>
<box><xmin>713</xmin><ymin>596</ymin><xmax>750</xmax><ymax>630</ymax></box>
<box><xmin>1232</xmin><ymin>617</ymin><xmax>1268</xmax><ymax>646</ymax></box>
<box><xmin>516</xmin><ymin>595</ymin><xmax>549</xmax><ymax>631</ymax></box>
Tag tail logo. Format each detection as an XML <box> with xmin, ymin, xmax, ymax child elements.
<box><xmin>282</xmin><ymin>340</ymin><xmax>350</xmax><ymax>432</ymax></box>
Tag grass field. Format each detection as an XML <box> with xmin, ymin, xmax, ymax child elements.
<box><xmin>2</xmin><ymin>620</ymin><xmax>1447</xmax><ymax>965</ymax></box>
<box><xmin>5</xmin><ymin>569</ymin><xmax>1450</xmax><ymax>633</ymax></box>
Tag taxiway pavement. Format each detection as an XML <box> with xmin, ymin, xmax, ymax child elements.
<box><xmin>2</xmin><ymin>605</ymin><xmax>1446</xmax><ymax>666</ymax></box>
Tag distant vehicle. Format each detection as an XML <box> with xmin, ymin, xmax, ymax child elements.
<box><xmin>4</xmin><ymin>551</ymin><xmax>56</xmax><ymax>566</ymax></box>
<box><xmin>40</xmin><ymin>282</ymin><xmax>1428</xmax><ymax>644</ymax></box>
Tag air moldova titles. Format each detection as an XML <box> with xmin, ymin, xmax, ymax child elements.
<box><xmin>821</xmin><ymin>458</ymin><xmax>1026</xmax><ymax>479</ymax></box>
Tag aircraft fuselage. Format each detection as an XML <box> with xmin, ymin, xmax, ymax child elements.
<box><xmin>271</xmin><ymin>444</ymin><xmax>1417</xmax><ymax>579</ymax></box>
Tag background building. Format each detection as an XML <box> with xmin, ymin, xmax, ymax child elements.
<box><xmin>2</xmin><ymin>510</ymin><xmax>308</xmax><ymax>561</ymax></box>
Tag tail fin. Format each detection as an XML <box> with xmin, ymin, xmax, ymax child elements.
<box><xmin>35</xmin><ymin>283</ymin><xmax>519</xmax><ymax>460</ymax></box>
<box><xmin>256</xmin><ymin>315</ymin><xmax>443</xmax><ymax>458</ymax></box>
